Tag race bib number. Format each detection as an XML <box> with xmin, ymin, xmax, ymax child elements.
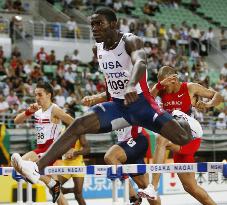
<box><xmin>107</xmin><ymin>79</ymin><xmax>129</xmax><ymax>91</ymax></box>
<box><xmin>127</xmin><ymin>138</ymin><xmax>136</xmax><ymax>147</ymax></box>
<box><xmin>35</xmin><ymin>126</ymin><xmax>45</xmax><ymax>144</ymax></box>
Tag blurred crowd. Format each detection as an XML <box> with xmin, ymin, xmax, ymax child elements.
<box><xmin>0</xmin><ymin>0</ymin><xmax>226</xmax><ymax>129</ymax></box>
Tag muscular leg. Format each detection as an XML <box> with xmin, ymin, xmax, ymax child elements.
<box><xmin>72</xmin><ymin>177</ymin><xmax>86</xmax><ymax>205</ymax></box>
<box><xmin>37</xmin><ymin>112</ymin><xmax>100</xmax><ymax>171</ymax></box>
<box><xmin>178</xmin><ymin>173</ymin><xmax>216</xmax><ymax>205</ymax></box>
<box><xmin>104</xmin><ymin>145</ymin><xmax>127</xmax><ymax>165</ymax></box>
<box><xmin>159</xmin><ymin>119</ymin><xmax>192</xmax><ymax>146</ymax></box>
<box><xmin>152</xmin><ymin>136</ymin><xmax>169</xmax><ymax>190</ymax></box>
<box><xmin>104</xmin><ymin>145</ymin><xmax>139</xmax><ymax>199</ymax></box>
<box><xmin>56</xmin><ymin>176</ymin><xmax>69</xmax><ymax>205</ymax></box>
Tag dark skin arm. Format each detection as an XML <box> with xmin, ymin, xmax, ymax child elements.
<box><xmin>124</xmin><ymin>35</ymin><xmax>147</xmax><ymax>105</ymax></box>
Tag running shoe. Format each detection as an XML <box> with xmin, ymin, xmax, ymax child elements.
<box><xmin>138</xmin><ymin>184</ymin><xmax>157</xmax><ymax>200</ymax></box>
<box><xmin>50</xmin><ymin>180</ymin><xmax>61</xmax><ymax>203</ymax></box>
<box><xmin>11</xmin><ymin>153</ymin><xmax>40</xmax><ymax>184</ymax></box>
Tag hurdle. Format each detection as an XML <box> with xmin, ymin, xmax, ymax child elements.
<box><xmin>1</xmin><ymin>162</ymin><xmax>227</xmax><ymax>205</ymax></box>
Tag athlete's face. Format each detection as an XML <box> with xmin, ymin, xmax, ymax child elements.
<box><xmin>35</xmin><ymin>88</ymin><xmax>51</xmax><ymax>107</ymax></box>
<box><xmin>90</xmin><ymin>14</ymin><xmax>113</xmax><ymax>43</ymax></box>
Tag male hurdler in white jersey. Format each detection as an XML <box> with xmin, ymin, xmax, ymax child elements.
<box><xmin>11</xmin><ymin>82</ymin><xmax>74</xmax><ymax>204</ymax></box>
<box><xmin>34</xmin><ymin>103</ymin><xmax>62</xmax><ymax>157</ymax></box>
<box><xmin>10</xmin><ymin>7</ymin><xmax>193</xmax><ymax>186</ymax></box>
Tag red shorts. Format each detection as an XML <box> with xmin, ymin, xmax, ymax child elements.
<box><xmin>33</xmin><ymin>139</ymin><xmax>54</xmax><ymax>165</ymax></box>
<box><xmin>173</xmin><ymin>138</ymin><xmax>201</xmax><ymax>163</ymax></box>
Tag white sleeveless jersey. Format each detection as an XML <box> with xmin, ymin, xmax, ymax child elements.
<box><xmin>34</xmin><ymin>103</ymin><xmax>62</xmax><ymax>144</ymax></box>
<box><xmin>96</xmin><ymin>33</ymin><xmax>148</xmax><ymax>99</ymax></box>
<box><xmin>172</xmin><ymin>110</ymin><xmax>203</xmax><ymax>138</ymax></box>
<box><xmin>115</xmin><ymin>126</ymin><xmax>143</xmax><ymax>142</ymax></box>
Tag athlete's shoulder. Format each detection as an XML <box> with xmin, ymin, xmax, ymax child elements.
<box><xmin>123</xmin><ymin>33</ymin><xmax>144</xmax><ymax>54</ymax></box>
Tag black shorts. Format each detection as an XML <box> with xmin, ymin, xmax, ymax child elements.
<box><xmin>117</xmin><ymin>133</ymin><xmax>148</xmax><ymax>164</ymax></box>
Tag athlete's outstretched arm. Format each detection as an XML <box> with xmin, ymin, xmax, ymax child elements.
<box><xmin>188</xmin><ymin>83</ymin><xmax>223</xmax><ymax>109</ymax></box>
<box><xmin>124</xmin><ymin>35</ymin><xmax>147</xmax><ymax>105</ymax></box>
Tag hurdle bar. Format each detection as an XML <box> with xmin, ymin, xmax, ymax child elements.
<box><xmin>1</xmin><ymin>162</ymin><xmax>227</xmax><ymax>205</ymax></box>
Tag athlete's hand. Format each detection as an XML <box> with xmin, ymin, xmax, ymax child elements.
<box><xmin>28</xmin><ymin>103</ymin><xmax>40</xmax><ymax>113</ymax></box>
<box><xmin>195</xmin><ymin>100</ymin><xmax>210</xmax><ymax>110</ymax></box>
<box><xmin>160</xmin><ymin>74</ymin><xmax>178</xmax><ymax>86</ymax></box>
<box><xmin>81</xmin><ymin>95</ymin><xmax>97</xmax><ymax>107</ymax></box>
<box><xmin>64</xmin><ymin>148</ymin><xmax>75</xmax><ymax>159</ymax></box>
<box><xmin>124</xmin><ymin>86</ymin><xmax>138</xmax><ymax>106</ymax></box>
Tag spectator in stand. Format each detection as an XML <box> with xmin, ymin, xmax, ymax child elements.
<box><xmin>6</xmin><ymin>90</ymin><xmax>19</xmax><ymax>107</ymax></box>
<box><xmin>168</xmin><ymin>24</ymin><xmax>178</xmax><ymax>46</ymax></box>
<box><xmin>30</xmin><ymin>65</ymin><xmax>43</xmax><ymax>82</ymax></box>
<box><xmin>113</xmin><ymin>0</ymin><xmax>123</xmax><ymax>13</ymax></box>
<box><xmin>105</xmin><ymin>0</ymin><xmax>113</xmax><ymax>8</ymax></box>
<box><xmin>159</xmin><ymin>24</ymin><xmax>168</xmax><ymax>51</ymax></box>
<box><xmin>64</xmin><ymin>66</ymin><xmax>76</xmax><ymax>91</ymax></box>
<box><xmin>199</xmin><ymin>31</ymin><xmax>208</xmax><ymax>57</ymax></box>
<box><xmin>96</xmin><ymin>78</ymin><xmax>106</xmax><ymax>93</ymax></box>
<box><xmin>48</xmin><ymin>50</ymin><xmax>56</xmax><ymax>65</ymax></box>
<box><xmin>55</xmin><ymin>88</ymin><xmax>66</xmax><ymax>108</ymax></box>
<box><xmin>24</xmin><ymin>78</ymin><xmax>34</xmax><ymax>96</ymax></box>
<box><xmin>219</xmin><ymin>29</ymin><xmax>227</xmax><ymax>50</ymax></box>
<box><xmin>148</xmin><ymin>0</ymin><xmax>160</xmax><ymax>13</ymax></box>
<box><xmin>56</xmin><ymin>62</ymin><xmax>65</xmax><ymax>79</ymax></box>
<box><xmin>36</xmin><ymin>47</ymin><xmax>48</xmax><ymax>64</ymax></box>
<box><xmin>88</xmin><ymin>56</ymin><xmax>99</xmax><ymax>74</ymax></box>
<box><xmin>220</xmin><ymin>63</ymin><xmax>227</xmax><ymax>78</ymax></box>
<box><xmin>10</xmin><ymin>55</ymin><xmax>18</xmax><ymax>70</ymax></box>
<box><xmin>206</xmin><ymin>27</ymin><xmax>214</xmax><ymax>50</ymax></box>
<box><xmin>189</xmin><ymin>0</ymin><xmax>200</xmax><ymax>11</ymax></box>
<box><xmin>23</xmin><ymin>59</ymin><xmax>34</xmax><ymax>75</ymax></box>
<box><xmin>189</xmin><ymin>24</ymin><xmax>201</xmax><ymax>50</ymax></box>
<box><xmin>0</xmin><ymin>63</ymin><xmax>7</xmax><ymax>79</ymax></box>
<box><xmin>143</xmin><ymin>3</ymin><xmax>153</xmax><ymax>16</ymax></box>
<box><xmin>71</xmin><ymin>49</ymin><xmax>81</xmax><ymax>64</ymax></box>
<box><xmin>220</xmin><ymin>84</ymin><xmax>227</xmax><ymax>103</ymax></box>
<box><xmin>85</xmin><ymin>78</ymin><xmax>97</xmax><ymax>95</ymax></box>
<box><xmin>51</xmin><ymin>79</ymin><xmax>61</xmax><ymax>93</ymax></box>
<box><xmin>123</xmin><ymin>0</ymin><xmax>135</xmax><ymax>15</ymax></box>
<box><xmin>145</xmin><ymin>20</ymin><xmax>157</xmax><ymax>39</ymax></box>
<box><xmin>0</xmin><ymin>94</ymin><xmax>9</xmax><ymax>113</ymax></box>
<box><xmin>13</xmin><ymin>78</ymin><xmax>26</xmax><ymax>96</ymax></box>
<box><xmin>11</xmin><ymin>46</ymin><xmax>21</xmax><ymax>58</ymax></box>
<box><xmin>216</xmin><ymin>109</ymin><xmax>226</xmax><ymax>129</ymax></box>
<box><xmin>0</xmin><ymin>46</ymin><xmax>5</xmax><ymax>62</ymax></box>
<box><xmin>137</xmin><ymin>22</ymin><xmax>146</xmax><ymax>37</ymax></box>
<box><xmin>66</xmin><ymin>16</ymin><xmax>80</xmax><ymax>39</ymax></box>
<box><xmin>120</xmin><ymin>18</ymin><xmax>129</xmax><ymax>33</ymax></box>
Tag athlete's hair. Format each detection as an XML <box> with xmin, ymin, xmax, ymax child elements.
<box><xmin>94</xmin><ymin>7</ymin><xmax>117</xmax><ymax>22</ymax></box>
<box><xmin>157</xmin><ymin>66</ymin><xmax>178</xmax><ymax>80</ymax></box>
<box><xmin>36</xmin><ymin>81</ymin><xmax>54</xmax><ymax>101</ymax></box>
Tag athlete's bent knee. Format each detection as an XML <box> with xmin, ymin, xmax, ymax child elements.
<box><xmin>104</xmin><ymin>153</ymin><xmax>113</xmax><ymax>165</ymax></box>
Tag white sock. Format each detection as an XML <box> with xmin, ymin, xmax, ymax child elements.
<box><xmin>47</xmin><ymin>178</ymin><xmax>56</xmax><ymax>188</ymax></box>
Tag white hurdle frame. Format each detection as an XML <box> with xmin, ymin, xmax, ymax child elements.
<box><xmin>1</xmin><ymin>162</ymin><xmax>226</xmax><ymax>205</ymax></box>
